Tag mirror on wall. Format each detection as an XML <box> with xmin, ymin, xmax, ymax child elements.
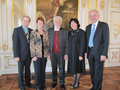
<box><xmin>12</xmin><ymin>0</ymin><xmax>24</xmax><ymax>28</ymax></box>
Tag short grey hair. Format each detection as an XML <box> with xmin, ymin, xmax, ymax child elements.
<box><xmin>89</xmin><ymin>9</ymin><xmax>99</xmax><ymax>16</ymax></box>
<box><xmin>53</xmin><ymin>16</ymin><xmax>62</xmax><ymax>22</ymax></box>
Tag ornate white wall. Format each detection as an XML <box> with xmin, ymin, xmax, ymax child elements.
<box><xmin>0</xmin><ymin>0</ymin><xmax>120</xmax><ymax>76</ymax></box>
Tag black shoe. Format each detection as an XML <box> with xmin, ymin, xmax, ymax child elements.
<box><xmin>42</xmin><ymin>86</ymin><xmax>46</xmax><ymax>90</ymax></box>
<box><xmin>51</xmin><ymin>83</ymin><xmax>57</xmax><ymax>88</ymax></box>
<box><xmin>89</xmin><ymin>87</ymin><xmax>95</xmax><ymax>90</ymax></box>
<box><xmin>69</xmin><ymin>83</ymin><xmax>75</xmax><ymax>87</ymax></box>
<box><xmin>73</xmin><ymin>84</ymin><xmax>79</xmax><ymax>89</ymax></box>
<box><xmin>60</xmin><ymin>84</ymin><xmax>66</xmax><ymax>89</ymax></box>
<box><xmin>26</xmin><ymin>83</ymin><xmax>35</xmax><ymax>88</ymax></box>
<box><xmin>36</xmin><ymin>89</ymin><xmax>40</xmax><ymax>90</ymax></box>
<box><xmin>20</xmin><ymin>88</ymin><xmax>25</xmax><ymax>90</ymax></box>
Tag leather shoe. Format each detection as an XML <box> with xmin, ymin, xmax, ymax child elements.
<box><xmin>20</xmin><ymin>88</ymin><xmax>25</xmax><ymax>90</ymax></box>
<box><xmin>42</xmin><ymin>86</ymin><xmax>46</xmax><ymax>90</ymax></box>
<box><xmin>60</xmin><ymin>84</ymin><xmax>66</xmax><ymax>89</ymax></box>
<box><xmin>36</xmin><ymin>89</ymin><xmax>40</xmax><ymax>90</ymax></box>
<box><xmin>26</xmin><ymin>83</ymin><xmax>35</xmax><ymax>88</ymax></box>
<box><xmin>73</xmin><ymin>85</ymin><xmax>79</xmax><ymax>89</ymax></box>
<box><xmin>69</xmin><ymin>83</ymin><xmax>75</xmax><ymax>87</ymax></box>
<box><xmin>51</xmin><ymin>83</ymin><xmax>57</xmax><ymax>88</ymax></box>
<box><xmin>89</xmin><ymin>87</ymin><xmax>95</xmax><ymax>90</ymax></box>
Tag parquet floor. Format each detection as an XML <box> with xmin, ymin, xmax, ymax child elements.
<box><xmin>0</xmin><ymin>67</ymin><xmax>120</xmax><ymax>90</ymax></box>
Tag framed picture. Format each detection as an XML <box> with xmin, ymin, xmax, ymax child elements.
<box><xmin>36</xmin><ymin>0</ymin><xmax>78</xmax><ymax>31</ymax></box>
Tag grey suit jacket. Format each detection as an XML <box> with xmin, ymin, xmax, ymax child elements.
<box><xmin>86</xmin><ymin>21</ymin><xmax>109</xmax><ymax>59</ymax></box>
<box><xmin>48</xmin><ymin>28</ymin><xmax>68</xmax><ymax>56</ymax></box>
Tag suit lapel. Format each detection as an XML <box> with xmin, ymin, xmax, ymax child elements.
<box><xmin>93</xmin><ymin>21</ymin><xmax>101</xmax><ymax>38</ymax></box>
<box><xmin>59</xmin><ymin>28</ymin><xmax>62</xmax><ymax>48</ymax></box>
<box><xmin>20</xmin><ymin>26</ymin><xmax>27</xmax><ymax>41</ymax></box>
<box><xmin>88</xmin><ymin>24</ymin><xmax>92</xmax><ymax>40</ymax></box>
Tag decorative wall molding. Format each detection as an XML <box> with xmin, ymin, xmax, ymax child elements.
<box><xmin>112</xmin><ymin>0</ymin><xmax>120</xmax><ymax>8</ymax></box>
<box><xmin>2</xmin><ymin>41</ymin><xmax>8</xmax><ymax>51</ymax></box>
<box><xmin>27</xmin><ymin>0</ymin><xmax>32</xmax><ymax>5</ymax></box>
<box><xmin>100</xmin><ymin>0</ymin><xmax>105</xmax><ymax>10</ymax></box>
<box><xmin>4</xmin><ymin>56</ymin><xmax>17</xmax><ymax>69</ymax></box>
<box><xmin>114</xmin><ymin>0</ymin><xmax>120</xmax><ymax>4</ymax></box>
<box><xmin>2</xmin><ymin>0</ymin><xmax>6</xmax><ymax>4</ymax></box>
<box><xmin>81</xmin><ymin>0</ymin><xmax>86</xmax><ymax>9</ymax></box>
<box><xmin>108</xmin><ymin>49</ymin><xmax>120</xmax><ymax>64</ymax></box>
<box><xmin>112</xmin><ymin>51</ymin><xmax>118</xmax><ymax>59</ymax></box>
<box><xmin>113</xmin><ymin>21</ymin><xmax>120</xmax><ymax>39</ymax></box>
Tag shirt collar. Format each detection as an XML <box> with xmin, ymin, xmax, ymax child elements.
<box><xmin>22</xmin><ymin>25</ymin><xmax>29</xmax><ymax>34</ymax></box>
<box><xmin>92</xmin><ymin>21</ymin><xmax>99</xmax><ymax>27</ymax></box>
<box><xmin>54</xmin><ymin>27</ymin><xmax>60</xmax><ymax>31</ymax></box>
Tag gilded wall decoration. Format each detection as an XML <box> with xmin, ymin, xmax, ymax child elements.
<box><xmin>114</xmin><ymin>0</ymin><xmax>120</xmax><ymax>4</ymax></box>
<box><xmin>2</xmin><ymin>41</ymin><xmax>8</xmax><ymax>51</ymax></box>
<box><xmin>11</xmin><ymin>47</ymin><xmax>13</xmax><ymax>52</ymax></box>
<box><xmin>111</xmin><ymin>51</ymin><xmax>118</xmax><ymax>59</ymax></box>
<box><xmin>27</xmin><ymin>0</ymin><xmax>32</xmax><ymax>5</ymax></box>
<box><xmin>2</xmin><ymin>0</ymin><xmax>6</xmax><ymax>4</ymax></box>
<box><xmin>113</xmin><ymin>21</ymin><xmax>120</xmax><ymax>39</ymax></box>
<box><xmin>4</xmin><ymin>56</ymin><xmax>17</xmax><ymax>69</ymax></box>
<box><xmin>100</xmin><ymin>0</ymin><xmax>105</xmax><ymax>10</ymax></box>
<box><xmin>81</xmin><ymin>0</ymin><xmax>86</xmax><ymax>9</ymax></box>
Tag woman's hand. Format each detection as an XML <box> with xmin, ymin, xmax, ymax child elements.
<box><xmin>79</xmin><ymin>56</ymin><xmax>83</xmax><ymax>61</ymax></box>
<box><xmin>64</xmin><ymin>55</ymin><xmax>68</xmax><ymax>60</ymax></box>
<box><xmin>32</xmin><ymin>57</ymin><xmax>38</xmax><ymax>61</ymax></box>
<box><xmin>47</xmin><ymin>56</ymin><xmax>50</xmax><ymax>60</ymax></box>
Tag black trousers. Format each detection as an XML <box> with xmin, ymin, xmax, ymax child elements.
<box><xmin>88</xmin><ymin>48</ymin><xmax>104</xmax><ymax>90</ymax></box>
<box><xmin>18</xmin><ymin>55</ymin><xmax>31</xmax><ymax>89</ymax></box>
<box><xmin>51</xmin><ymin>53</ymin><xmax>65</xmax><ymax>84</ymax></box>
<box><xmin>33</xmin><ymin>58</ymin><xmax>47</xmax><ymax>89</ymax></box>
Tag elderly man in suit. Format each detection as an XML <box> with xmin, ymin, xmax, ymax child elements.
<box><xmin>85</xmin><ymin>10</ymin><xmax>109</xmax><ymax>90</ymax></box>
<box><xmin>13</xmin><ymin>16</ymin><xmax>35</xmax><ymax>90</ymax></box>
<box><xmin>48</xmin><ymin>16</ymin><xmax>68</xmax><ymax>89</ymax></box>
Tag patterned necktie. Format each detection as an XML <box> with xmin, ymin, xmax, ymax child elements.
<box><xmin>25</xmin><ymin>28</ymin><xmax>29</xmax><ymax>42</ymax></box>
<box><xmin>89</xmin><ymin>24</ymin><xmax>96</xmax><ymax>48</ymax></box>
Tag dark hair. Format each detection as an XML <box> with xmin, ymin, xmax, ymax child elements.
<box><xmin>69</xmin><ymin>18</ymin><xmax>80</xmax><ymax>29</ymax></box>
<box><xmin>36</xmin><ymin>17</ymin><xmax>44</xmax><ymax>23</ymax></box>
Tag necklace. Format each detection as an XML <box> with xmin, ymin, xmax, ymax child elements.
<box><xmin>71</xmin><ymin>31</ymin><xmax>76</xmax><ymax>35</ymax></box>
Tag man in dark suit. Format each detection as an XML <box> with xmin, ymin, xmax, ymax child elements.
<box><xmin>48</xmin><ymin>16</ymin><xmax>68</xmax><ymax>89</ymax></box>
<box><xmin>85</xmin><ymin>10</ymin><xmax>109</xmax><ymax>90</ymax></box>
<box><xmin>13</xmin><ymin>16</ymin><xmax>35</xmax><ymax>90</ymax></box>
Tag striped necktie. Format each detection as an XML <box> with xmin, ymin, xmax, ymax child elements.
<box><xmin>25</xmin><ymin>28</ymin><xmax>29</xmax><ymax>42</ymax></box>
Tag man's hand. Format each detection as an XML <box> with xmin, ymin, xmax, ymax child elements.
<box><xmin>100</xmin><ymin>55</ymin><xmax>106</xmax><ymax>61</ymax></box>
<box><xmin>64</xmin><ymin>55</ymin><xmax>68</xmax><ymax>60</ymax></box>
<box><xmin>79</xmin><ymin>56</ymin><xmax>83</xmax><ymax>61</ymax></box>
<box><xmin>32</xmin><ymin>57</ymin><xmax>38</xmax><ymax>61</ymax></box>
<box><xmin>47</xmin><ymin>56</ymin><xmax>50</xmax><ymax>60</ymax></box>
<box><xmin>15</xmin><ymin>57</ymin><xmax>20</xmax><ymax>62</ymax></box>
<box><xmin>85</xmin><ymin>53</ymin><xmax>87</xmax><ymax>59</ymax></box>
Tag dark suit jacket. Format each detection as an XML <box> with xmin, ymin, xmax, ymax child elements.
<box><xmin>13</xmin><ymin>26</ymin><xmax>33</xmax><ymax>60</ymax></box>
<box><xmin>48</xmin><ymin>28</ymin><xmax>68</xmax><ymax>56</ymax></box>
<box><xmin>86</xmin><ymin>21</ymin><xmax>109</xmax><ymax>59</ymax></box>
